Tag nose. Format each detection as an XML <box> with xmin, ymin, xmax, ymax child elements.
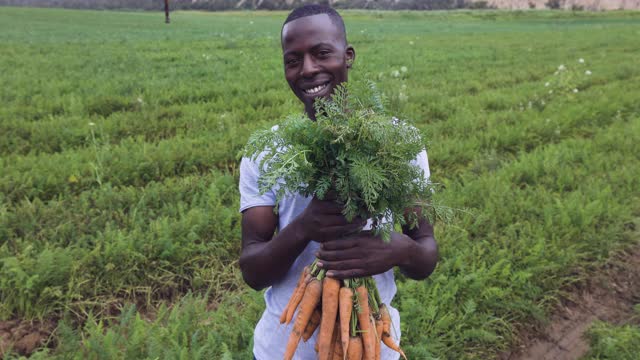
<box><xmin>300</xmin><ymin>53</ymin><xmax>319</xmax><ymax>78</ymax></box>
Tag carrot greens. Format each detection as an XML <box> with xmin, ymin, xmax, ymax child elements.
<box><xmin>244</xmin><ymin>80</ymin><xmax>446</xmax><ymax>241</ymax></box>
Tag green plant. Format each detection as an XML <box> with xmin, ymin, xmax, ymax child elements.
<box><xmin>585</xmin><ymin>321</ymin><xmax>640</xmax><ymax>360</ymax></box>
<box><xmin>244</xmin><ymin>81</ymin><xmax>448</xmax><ymax>241</ymax></box>
<box><xmin>88</xmin><ymin>121</ymin><xmax>105</xmax><ymax>186</ymax></box>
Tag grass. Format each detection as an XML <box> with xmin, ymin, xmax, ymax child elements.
<box><xmin>0</xmin><ymin>6</ymin><xmax>639</xmax><ymax>359</ymax></box>
<box><xmin>584</xmin><ymin>321</ymin><xmax>640</xmax><ymax>360</ymax></box>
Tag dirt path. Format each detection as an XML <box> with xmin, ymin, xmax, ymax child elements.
<box><xmin>501</xmin><ymin>244</ymin><xmax>640</xmax><ymax>360</ymax></box>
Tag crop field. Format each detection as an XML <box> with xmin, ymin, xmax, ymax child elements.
<box><xmin>1</xmin><ymin>6</ymin><xmax>639</xmax><ymax>359</ymax></box>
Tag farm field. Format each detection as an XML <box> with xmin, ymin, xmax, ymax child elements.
<box><xmin>1</xmin><ymin>6</ymin><xmax>639</xmax><ymax>359</ymax></box>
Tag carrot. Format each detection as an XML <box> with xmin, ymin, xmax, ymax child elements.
<box><xmin>374</xmin><ymin>316</ymin><xmax>383</xmax><ymax>360</ymax></box>
<box><xmin>369</xmin><ymin>316</ymin><xmax>379</xmax><ymax>360</ymax></box>
<box><xmin>356</xmin><ymin>286</ymin><xmax>375</xmax><ymax>360</ymax></box>
<box><xmin>339</xmin><ymin>286</ymin><xmax>354</xmax><ymax>356</ymax></box>
<box><xmin>381</xmin><ymin>333</ymin><xmax>406</xmax><ymax>360</ymax></box>
<box><xmin>331</xmin><ymin>320</ymin><xmax>343</xmax><ymax>360</ymax></box>
<box><xmin>327</xmin><ymin>318</ymin><xmax>339</xmax><ymax>360</ymax></box>
<box><xmin>315</xmin><ymin>339</ymin><xmax>319</xmax><ymax>353</ymax></box>
<box><xmin>379</xmin><ymin>304</ymin><xmax>391</xmax><ymax>336</ymax></box>
<box><xmin>318</xmin><ymin>277</ymin><xmax>341</xmax><ymax>360</ymax></box>
<box><xmin>347</xmin><ymin>335</ymin><xmax>363</xmax><ymax>360</ymax></box>
<box><xmin>286</xmin><ymin>273</ymin><xmax>312</xmax><ymax>324</ymax></box>
<box><xmin>379</xmin><ymin>304</ymin><xmax>407</xmax><ymax>360</ymax></box>
<box><xmin>302</xmin><ymin>306</ymin><xmax>322</xmax><ymax>342</ymax></box>
<box><xmin>284</xmin><ymin>278</ymin><xmax>322</xmax><ymax>360</ymax></box>
<box><xmin>280</xmin><ymin>267</ymin><xmax>309</xmax><ymax>323</ymax></box>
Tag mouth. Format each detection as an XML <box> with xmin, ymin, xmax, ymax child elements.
<box><xmin>301</xmin><ymin>81</ymin><xmax>331</xmax><ymax>97</ymax></box>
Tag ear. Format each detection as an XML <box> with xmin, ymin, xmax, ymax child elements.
<box><xmin>345</xmin><ymin>45</ymin><xmax>356</xmax><ymax>69</ymax></box>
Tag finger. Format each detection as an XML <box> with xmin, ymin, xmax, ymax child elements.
<box><xmin>338</xmin><ymin>220</ymin><xmax>367</xmax><ymax>234</ymax></box>
<box><xmin>318</xmin><ymin>201</ymin><xmax>347</xmax><ymax>214</ymax></box>
<box><xmin>321</xmin><ymin>215</ymin><xmax>356</xmax><ymax>227</ymax></box>
<box><xmin>317</xmin><ymin>259</ymin><xmax>364</xmax><ymax>271</ymax></box>
<box><xmin>344</xmin><ymin>216</ymin><xmax>367</xmax><ymax>228</ymax></box>
<box><xmin>317</xmin><ymin>224</ymin><xmax>362</xmax><ymax>240</ymax></box>
<box><xmin>325</xmin><ymin>268</ymin><xmax>369</xmax><ymax>280</ymax></box>
<box><xmin>317</xmin><ymin>222</ymin><xmax>366</xmax><ymax>241</ymax></box>
<box><xmin>320</xmin><ymin>237</ymin><xmax>361</xmax><ymax>251</ymax></box>
<box><xmin>317</xmin><ymin>247</ymin><xmax>361</xmax><ymax>261</ymax></box>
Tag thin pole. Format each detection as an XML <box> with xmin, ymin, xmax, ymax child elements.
<box><xmin>164</xmin><ymin>0</ymin><xmax>170</xmax><ymax>24</ymax></box>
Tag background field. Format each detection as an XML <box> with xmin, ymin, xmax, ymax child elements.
<box><xmin>0</xmin><ymin>6</ymin><xmax>639</xmax><ymax>359</ymax></box>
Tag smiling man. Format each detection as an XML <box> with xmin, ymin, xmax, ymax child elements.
<box><xmin>281</xmin><ymin>7</ymin><xmax>354</xmax><ymax>121</ymax></box>
<box><xmin>239</xmin><ymin>5</ymin><xmax>438</xmax><ymax>359</ymax></box>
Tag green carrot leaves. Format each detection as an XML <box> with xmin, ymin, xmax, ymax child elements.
<box><xmin>244</xmin><ymin>80</ymin><xmax>441</xmax><ymax>241</ymax></box>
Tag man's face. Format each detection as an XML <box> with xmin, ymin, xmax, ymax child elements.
<box><xmin>281</xmin><ymin>14</ymin><xmax>355</xmax><ymax>118</ymax></box>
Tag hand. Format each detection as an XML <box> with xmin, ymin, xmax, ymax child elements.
<box><xmin>298</xmin><ymin>195</ymin><xmax>366</xmax><ymax>243</ymax></box>
<box><xmin>315</xmin><ymin>231</ymin><xmax>412</xmax><ymax>279</ymax></box>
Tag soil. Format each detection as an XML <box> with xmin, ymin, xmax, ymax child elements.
<box><xmin>0</xmin><ymin>318</ymin><xmax>56</xmax><ymax>357</ymax></box>
<box><xmin>501</xmin><ymin>244</ymin><xmax>640</xmax><ymax>360</ymax></box>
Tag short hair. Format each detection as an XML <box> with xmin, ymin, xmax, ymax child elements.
<box><xmin>282</xmin><ymin>4</ymin><xmax>347</xmax><ymax>43</ymax></box>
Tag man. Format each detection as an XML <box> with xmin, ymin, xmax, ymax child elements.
<box><xmin>239</xmin><ymin>5</ymin><xmax>438</xmax><ymax>359</ymax></box>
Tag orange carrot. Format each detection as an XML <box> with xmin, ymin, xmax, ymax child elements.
<box><xmin>381</xmin><ymin>333</ymin><xmax>406</xmax><ymax>360</ymax></box>
<box><xmin>315</xmin><ymin>339</ymin><xmax>319</xmax><ymax>353</ymax></box>
<box><xmin>286</xmin><ymin>273</ymin><xmax>312</xmax><ymax>324</ymax></box>
<box><xmin>302</xmin><ymin>306</ymin><xmax>322</xmax><ymax>342</ymax></box>
<box><xmin>280</xmin><ymin>267</ymin><xmax>308</xmax><ymax>323</ymax></box>
<box><xmin>327</xmin><ymin>318</ymin><xmax>339</xmax><ymax>359</ymax></box>
<box><xmin>339</xmin><ymin>286</ymin><xmax>354</xmax><ymax>356</ymax></box>
<box><xmin>347</xmin><ymin>335</ymin><xmax>363</xmax><ymax>360</ymax></box>
<box><xmin>356</xmin><ymin>286</ymin><xmax>375</xmax><ymax>360</ymax></box>
<box><xmin>284</xmin><ymin>278</ymin><xmax>322</xmax><ymax>360</ymax></box>
<box><xmin>369</xmin><ymin>316</ymin><xmax>379</xmax><ymax>360</ymax></box>
<box><xmin>281</xmin><ymin>267</ymin><xmax>309</xmax><ymax>324</ymax></box>
<box><xmin>318</xmin><ymin>277</ymin><xmax>341</xmax><ymax>360</ymax></box>
<box><xmin>375</xmin><ymin>316</ymin><xmax>383</xmax><ymax>359</ymax></box>
<box><xmin>379</xmin><ymin>304</ymin><xmax>406</xmax><ymax>360</ymax></box>
<box><xmin>331</xmin><ymin>320</ymin><xmax>343</xmax><ymax>360</ymax></box>
<box><xmin>380</xmin><ymin>304</ymin><xmax>391</xmax><ymax>336</ymax></box>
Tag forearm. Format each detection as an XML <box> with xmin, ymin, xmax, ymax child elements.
<box><xmin>239</xmin><ymin>218</ymin><xmax>309</xmax><ymax>290</ymax></box>
<box><xmin>393</xmin><ymin>231</ymin><xmax>438</xmax><ymax>280</ymax></box>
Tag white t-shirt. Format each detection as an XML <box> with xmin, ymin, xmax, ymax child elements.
<box><xmin>239</xmin><ymin>147</ymin><xmax>430</xmax><ymax>360</ymax></box>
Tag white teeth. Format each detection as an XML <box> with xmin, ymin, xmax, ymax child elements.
<box><xmin>304</xmin><ymin>83</ymin><xmax>327</xmax><ymax>95</ymax></box>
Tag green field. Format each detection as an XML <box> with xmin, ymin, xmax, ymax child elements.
<box><xmin>1</xmin><ymin>6</ymin><xmax>639</xmax><ymax>359</ymax></box>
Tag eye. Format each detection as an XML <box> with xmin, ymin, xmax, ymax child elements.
<box><xmin>285</xmin><ymin>58</ymin><xmax>299</xmax><ymax>67</ymax></box>
<box><xmin>317</xmin><ymin>50</ymin><xmax>331</xmax><ymax>57</ymax></box>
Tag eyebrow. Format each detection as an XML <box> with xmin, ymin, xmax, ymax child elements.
<box><xmin>283</xmin><ymin>42</ymin><xmax>337</xmax><ymax>57</ymax></box>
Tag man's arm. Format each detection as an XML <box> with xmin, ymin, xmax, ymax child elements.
<box><xmin>239</xmin><ymin>206</ymin><xmax>309</xmax><ymax>290</ymax></box>
<box><xmin>239</xmin><ymin>197</ymin><xmax>367</xmax><ymax>290</ymax></box>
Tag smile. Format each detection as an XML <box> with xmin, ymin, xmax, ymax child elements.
<box><xmin>303</xmin><ymin>82</ymin><xmax>330</xmax><ymax>95</ymax></box>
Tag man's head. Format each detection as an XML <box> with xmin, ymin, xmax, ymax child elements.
<box><xmin>281</xmin><ymin>5</ymin><xmax>355</xmax><ymax>120</ymax></box>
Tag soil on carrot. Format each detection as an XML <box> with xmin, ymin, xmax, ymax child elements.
<box><xmin>501</xmin><ymin>243</ymin><xmax>640</xmax><ymax>360</ymax></box>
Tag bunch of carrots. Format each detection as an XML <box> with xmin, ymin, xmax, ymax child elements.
<box><xmin>282</xmin><ymin>260</ymin><xmax>407</xmax><ymax>360</ymax></box>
